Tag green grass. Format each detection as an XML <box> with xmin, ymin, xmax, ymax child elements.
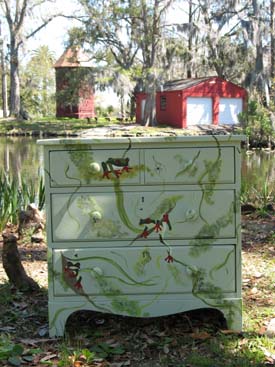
<box><xmin>0</xmin><ymin>116</ymin><xmax>131</xmax><ymax>136</ymax></box>
<box><xmin>0</xmin><ymin>116</ymin><xmax>196</xmax><ymax>137</ymax></box>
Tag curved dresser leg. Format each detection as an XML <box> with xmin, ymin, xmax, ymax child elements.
<box><xmin>48</xmin><ymin>303</ymin><xmax>77</xmax><ymax>337</ymax></box>
<box><xmin>220</xmin><ymin>299</ymin><xmax>242</xmax><ymax>331</ymax></box>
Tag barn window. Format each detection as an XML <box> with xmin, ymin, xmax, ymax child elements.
<box><xmin>160</xmin><ymin>95</ymin><xmax>167</xmax><ymax>110</ymax></box>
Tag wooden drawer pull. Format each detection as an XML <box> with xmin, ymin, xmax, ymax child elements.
<box><xmin>91</xmin><ymin>211</ymin><xmax>102</xmax><ymax>222</ymax></box>
<box><xmin>90</xmin><ymin>162</ymin><xmax>101</xmax><ymax>173</ymax></box>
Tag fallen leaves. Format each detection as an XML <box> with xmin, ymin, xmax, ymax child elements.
<box><xmin>189</xmin><ymin>331</ymin><xmax>211</xmax><ymax>340</ymax></box>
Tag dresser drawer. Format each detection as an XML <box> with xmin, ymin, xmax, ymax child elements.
<box><xmin>144</xmin><ymin>147</ymin><xmax>235</xmax><ymax>184</ymax></box>
<box><xmin>51</xmin><ymin>189</ymin><xmax>236</xmax><ymax>242</ymax></box>
<box><xmin>53</xmin><ymin>245</ymin><xmax>236</xmax><ymax>297</ymax></box>
<box><xmin>49</xmin><ymin>149</ymin><xmax>141</xmax><ymax>187</ymax></box>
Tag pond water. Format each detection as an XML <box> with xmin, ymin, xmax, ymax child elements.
<box><xmin>0</xmin><ymin>136</ymin><xmax>274</xmax><ymax>192</ymax></box>
<box><xmin>0</xmin><ymin>137</ymin><xmax>44</xmax><ymax>184</ymax></box>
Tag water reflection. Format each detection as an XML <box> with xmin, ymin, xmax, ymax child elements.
<box><xmin>0</xmin><ymin>137</ymin><xmax>275</xmax><ymax>191</ymax></box>
<box><xmin>0</xmin><ymin>137</ymin><xmax>44</xmax><ymax>184</ymax></box>
<box><xmin>242</xmin><ymin>149</ymin><xmax>275</xmax><ymax>190</ymax></box>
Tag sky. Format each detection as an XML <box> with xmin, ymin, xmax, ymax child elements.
<box><xmin>0</xmin><ymin>0</ymin><xmax>184</xmax><ymax>109</ymax></box>
<box><xmin>25</xmin><ymin>0</ymin><xmax>81</xmax><ymax>58</ymax></box>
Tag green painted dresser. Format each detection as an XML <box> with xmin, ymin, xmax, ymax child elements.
<box><xmin>38</xmin><ymin>135</ymin><xmax>243</xmax><ymax>337</ymax></box>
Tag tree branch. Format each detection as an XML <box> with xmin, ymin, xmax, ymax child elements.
<box><xmin>25</xmin><ymin>14</ymin><xmax>58</xmax><ymax>42</ymax></box>
<box><xmin>15</xmin><ymin>0</ymin><xmax>28</xmax><ymax>34</ymax></box>
<box><xmin>2</xmin><ymin>0</ymin><xmax>13</xmax><ymax>30</ymax></box>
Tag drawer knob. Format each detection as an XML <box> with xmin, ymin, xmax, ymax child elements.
<box><xmin>185</xmin><ymin>209</ymin><xmax>197</xmax><ymax>221</ymax></box>
<box><xmin>92</xmin><ymin>267</ymin><xmax>103</xmax><ymax>276</ymax></box>
<box><xmin>90</xmin><ymin>162</ymin><xmax>101</xmax><ymax>173</ymax></box>
<box><xmin>91</xmin><ymin>211</ymin><xmax>102</xmax><ymax>222</ymax></box>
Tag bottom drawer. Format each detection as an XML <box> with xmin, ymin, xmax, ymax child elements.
<box><xmin>53</xmin><ymin>245</ymin><xmax>236</xmax><ymax>297</ymax></box>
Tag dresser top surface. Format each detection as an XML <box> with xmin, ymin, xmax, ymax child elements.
<box><xmin>38</xmin><ymin>134</ymin><xmax>245</xmax><ymax>146</ymax></box>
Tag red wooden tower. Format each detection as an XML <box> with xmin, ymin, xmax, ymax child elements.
<box><xmin>54</xmin><ymin>47</ymin><xmax>95</xmax><ymax>119</ymax></box>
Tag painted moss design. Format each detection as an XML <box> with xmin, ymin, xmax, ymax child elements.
<box><xmin>189</xmin><ymin>202</ymin><xmax>235</xmax><ymax>257</ymax></box>
<box><xmin>162</xmin><ymin>248</ymin><xmax>240</xmax><ymax>322</ymax></box>
<box><xmin>68</xmin><ymin>148</ymin><xmax>98</xmax><ymax>183</ymax></box>
<box><xmin>59</xmin><ymin>251</ymin><xmax>162</xmax><ymax>321</ymax></box>
<box><xmin>76</xmin><ymin>195</ymin><xmax>127</xmax><ymax>238</ymax></box>
<box><xmin>134</xmin><ymin>248</ymin><xmax>152</xmax><ymax>276</ymax></box>
<box><xmin>175</xmin><ymin>150</ymin><xmax>200</xmax><ymax>178</ymax></box>
<box><xmin>65</xmin><ymin>139</ymin><xmax>143</xmax><ymax>185</ymax></box>
<box><xmin>198</xmin><ymin>136</ymin><xmax>222</xmax><ymax>207</ymax></box>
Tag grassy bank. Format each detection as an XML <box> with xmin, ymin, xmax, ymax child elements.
<box><xmin>0</xmin><ymin>117</ymin><xmax>243</xmax><ymax>138</ymax></box>
<box><xmin>0</xmin><ymin>117</ymin><xmax>117</xmax><ymax>137</ymax></box>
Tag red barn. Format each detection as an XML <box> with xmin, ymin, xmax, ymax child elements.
<box><xmin>54</xmin><ymin>47</ymin><xmax>95</xmax><ymax>119</ymax></box>
<box><xmin>135</xmin><ymin>77</ymin><xmax>247</xmax><ymax>128</ymax></box>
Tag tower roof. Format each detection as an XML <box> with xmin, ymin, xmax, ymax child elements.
<box><xmin>54</xmin><ymin>47</ymin><xmax>93</xmax><ymax>68</ymax></box>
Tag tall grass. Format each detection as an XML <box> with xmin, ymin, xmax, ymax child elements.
<box><xmin>240</xmin><ymin>178</ymin><xmax>275</xmax><ymax>212</ymax></box>
<box><xmin>0</xmin><ymin>171</ymin><xmax>45</xmax><ymax>231</ymax></box>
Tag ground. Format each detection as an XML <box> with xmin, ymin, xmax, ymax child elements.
<box><xmin>0</xmin><ymin>213</ymin><xmax>274</xmax><ymax>367</ymax></box>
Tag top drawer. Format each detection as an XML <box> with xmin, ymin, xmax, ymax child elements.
<box><xmin>48</xmin><ymin>144</ymin><xmax>236</xmax><ymax>187</ymax></box>
<box><xmin>144</xmin><ymin>146</ymin><xmax>235</xmax><ymax>184</ymax></box>
<box><xmin>49</xmin><ymin>149</ymin><xmax>141</xmax><ymax>187</ymax></box>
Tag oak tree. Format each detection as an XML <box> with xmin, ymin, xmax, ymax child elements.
<box><xmin>0</xmin><ymin>0</ymin><xmax>57</xmax><ymax>116</ymax></box>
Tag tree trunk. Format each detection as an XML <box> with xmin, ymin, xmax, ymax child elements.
<box><xmin>187</xmin><ymin>0</ymin><xmax>193</xmax><ymax>78</ymax></box>
<box><xmin>142</xmin><ymin>72</ymin><xmax>157</xmax><ymax>126</ymax></box>
<box><xmin>270</xmin><ymin>0</ymin><xmax>275</xmax><ymax>98</ymax></box>
<box><xmin>1</xmin><ymin>45</ymin><xmax>8</xmax><ymax>117</ymax></box>
<box><xmin>9</xmin><ymin>40</ymin><xmax>21</xmax><ymax>117</ymax></box>
<box><xmin>143</xmin><ymin>92</ymin><xmax>156</xmax><ymax>126</ymax></box>
<box><xmin>2</xmin><ymin>229</ymin><xmax>40</xmax><ymax>292</ymax></box>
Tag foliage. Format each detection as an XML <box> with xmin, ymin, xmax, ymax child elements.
<box><xmin>238</xmin><ymin>100</ymin><xmax>274</xmax><ymax>146</ymax></box>
<box><xmin>20</xmin><ymin>46</ymin><xmax>56</xmax><ymax>117</ymax></box>
<box><xmin>58</xmin><ymin>346</ymin><xmax>95</xmax><ymax>367</ymax></box>
<box><xmin>241</xmin><ymin>178</ymin><xmax>275</xmax><ymax>215</ymax></box>
<box><xmin>0</xmin><ymin>333</ymin><xmax>41</xmax><ymax>366</ymax></box>
<box><xmin>0</xmin><ymin>172</ymin><xmax>45</xmax><ymax>231</ymax></box>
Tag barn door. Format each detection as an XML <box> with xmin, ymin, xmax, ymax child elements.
<box><xmin>186</xmin><ymin>97</ymin><xmax>212</xmax><ymax>125</ymax></box>
<box><xmin>219</xmin><ymin>98</ymin><xmax>243</xmax><ymax>125</ymax></box>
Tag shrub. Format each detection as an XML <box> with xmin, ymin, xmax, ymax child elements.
<box><xmin>238</xmin><ymin>100</ymin><xmax>274</xmax><ymax>147</ymax></box>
